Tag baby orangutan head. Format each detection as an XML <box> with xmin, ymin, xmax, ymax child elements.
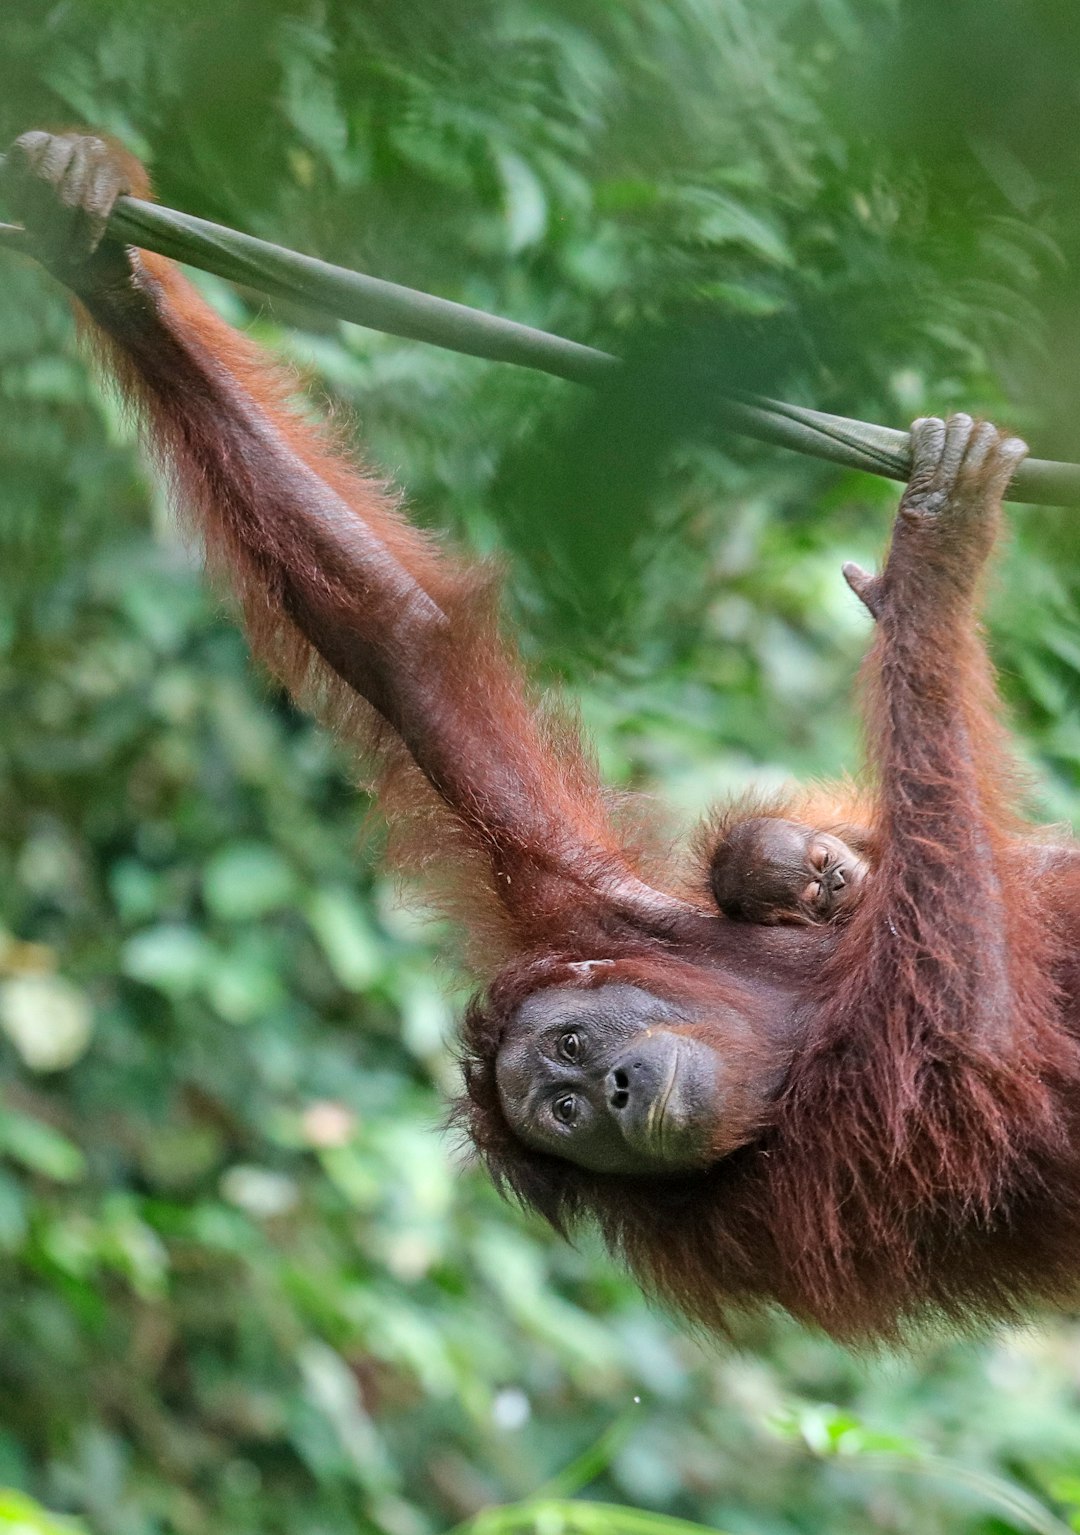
<box><xmin>709</xmin><ymin>816</ymin><xmax>871</xmax><ymax>926</ymax></box>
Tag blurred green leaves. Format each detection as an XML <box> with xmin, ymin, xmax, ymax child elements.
<box><xmin>3</xmin><ymin>4</ymin><xmax>1080</xmax><ymax>1535</ymax></box>
<box><xmin>0</xmin><ymin>1110</ymin><xmax>85</xmax><ymax>1185</ymax></box>
<box><xmin>0</xmin><ymin>1490</ymin><xmax>86</xmax><ymax>1535</ymax></box>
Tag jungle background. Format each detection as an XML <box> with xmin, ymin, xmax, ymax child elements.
<box><xmin>4</xmin><ymin>2</ymin><xmax>1080</xmax><ymax>1533</ymax></box>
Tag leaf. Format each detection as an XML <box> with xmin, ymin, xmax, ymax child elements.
<box><xmin>0</xmin><ymin>1489</ymin><xmax>87</xmax><ymax>1534</ymax></box>
<box><xmin>0</xmin><ymin>1110</ymin><xmax>86</xmax><ymax>1183</ymax></box>
<box><xmin>121</xmin><ymin>925</ymin><xmax>216</xmax><ymax>995</ymax></box>
<box><xmin>203</xmin><ymin>844</ymin><xmax>297</xmax><ymax>921</ymax></box>
<box><xmin>497</xmin><ymin>151</ymin><xmax>549</xmax><ymax>252</ymax></box>
<box><xmin>671</xmin><ymin>188</ymin><xmax>791</xmax><ymax>265</ymax></box>
<box><xmin>0</xmin><ymin>975</ymin><xmax>94</xmax><ymax>1072</ymax></box>
<box><xmin>306</xmin><ymin>886</ymin><xmax>383</xmax><ymax>990</ymax></box>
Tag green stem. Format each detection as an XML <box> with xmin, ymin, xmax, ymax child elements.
<box><xmin>2</xmin><ymin>187</ymin><xmax>1077</xmax><ymax>505</ymax></box>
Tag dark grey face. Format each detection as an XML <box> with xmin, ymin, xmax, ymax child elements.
<box><xmin>495</xmin><ymin>982</ymin><xmax>728</xmax><ymax>1175</ymax></box>
<box><xmin>785</xmin><ymin>826</ymin><xmax>868</xmax><ymax>921</ymax></box>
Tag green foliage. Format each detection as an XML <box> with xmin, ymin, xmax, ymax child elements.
<box><xmin>0</xmin><ymin>1488</ymin><xmax>87</xmax><ymax>1535</ymax></box>
<box><xmin>3</xmin><ymin>4</ymin><xmax>1080</xmax><ymax>1535</ymax></box>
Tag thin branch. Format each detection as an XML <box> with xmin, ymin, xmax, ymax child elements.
<box><xmin>1</xmin><ymin>183</ymin><xmax>1077</xmax><ymax>506</ymax></box>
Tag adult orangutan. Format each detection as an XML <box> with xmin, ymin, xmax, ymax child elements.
<box><xmin>7</xmin><ymin>129</ymin><xmax>1080</xmax><ymax>1344</ymax></box>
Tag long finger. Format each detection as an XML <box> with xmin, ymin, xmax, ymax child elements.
<box><xmin>986</xmin><ymin>436</ymin><xmax>1028</xmax><ymax>500</ymax></box>
<box><xmin>907</xmin><ymin>416</ymin><xmax>946</xmax><ymax>492</ymax></box>
<box><xmin>937</xmin><ymin>412</ymin><xmax>974</xmax><ymax>489</ymax></box>
<box><xmin>960</xmin><ymin>419</ymin><xmax>998</xmax><ymax>477</ymax></box>
<box><xmin>71</xmin><ymin>140</ymin><xmax>124</xmax><ymax>253</ymax></box>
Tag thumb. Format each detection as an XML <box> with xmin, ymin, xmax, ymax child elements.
<box><xmin>842</xmin><ymin>561</ymin><xmax>884</xmax><ymax>620</ymax></box>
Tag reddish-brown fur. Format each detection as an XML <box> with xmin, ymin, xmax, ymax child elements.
<box><xmin>11</xmin><ymin>132</ymin><xmax>1080</xmax><ymax>1344</ymax></box>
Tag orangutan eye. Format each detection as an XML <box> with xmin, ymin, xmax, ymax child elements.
<box><xmin>559</xmin><ymin>1031</ymin><xmax>581</xmax><ymax>1062</ymax></box>
<box><xmin>553</xmin><ymin>1094</ymin><xmax>578</xmax><ymax>1125</ymax></box>
<box><xmin>802</xmin><ymin>879</ymin><xmax>824</xmax><ymax>906</ymax></box>
<box><xmin>809</xmin><ymin>844</ymin><xmax>829</xmax><ymax>870</ymax></box>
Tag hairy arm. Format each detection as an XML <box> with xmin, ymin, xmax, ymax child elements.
<box><xmin>760</xmin><ymin>415</ymin><xmax>1078</xmax><ymax>1300</ymax></box>
<box><xmin>4</xmin><ymin>131</ymin><xmax>685</xmax><ymax>952</ymax></box>
<box><xmin>838</xmin><ymin>414</ymin><xmax>1039</xmax><ymax>1050</ymax></box>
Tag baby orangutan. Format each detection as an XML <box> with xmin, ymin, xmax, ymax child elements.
<box><xmin>709</xmin><ymin>816</ymin><xmax>874</xmax><ymax>925</ymax></box>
